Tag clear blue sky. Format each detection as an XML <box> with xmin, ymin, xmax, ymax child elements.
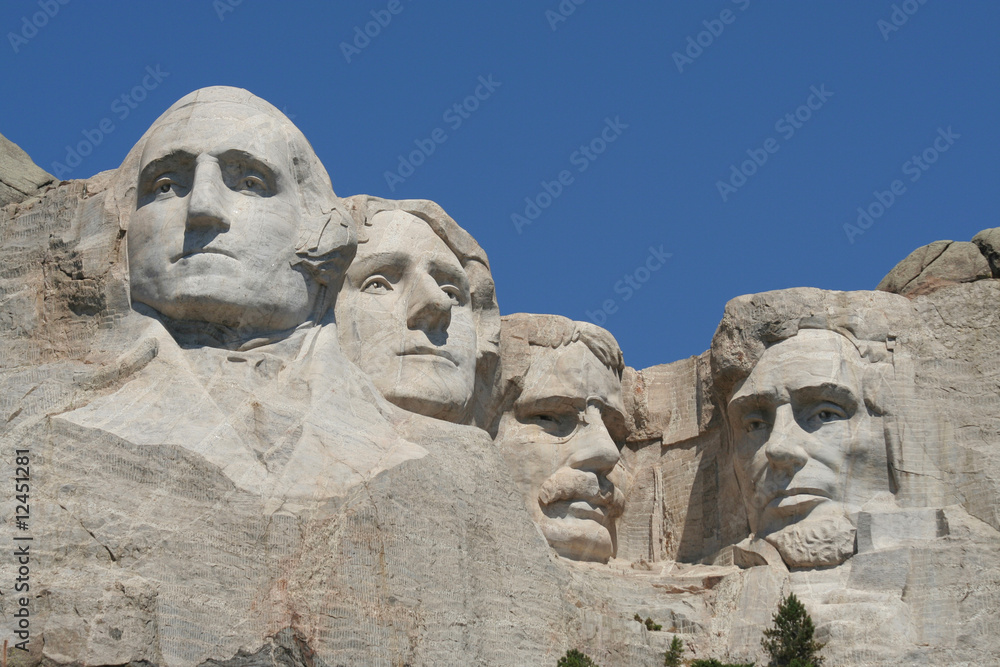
<box><xmin>3</xmin><ymin>1</ymin><xmax>997</xmax><ymax>369</ymax></box>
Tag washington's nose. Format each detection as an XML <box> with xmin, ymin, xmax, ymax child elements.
<box><xmin>406</xmin><ymin>273</ymin><xmax>452</xmax><ymax>333</ymax></box>
<box><xmin>764</xmin><ymin>404</ymin><xmax>809</xmax><ymax>472</ymax></box>
<box><xmin>185</xmin><ymin>158</ymin><xmax>230</xmax><ymax>232</ymax></box>
<box><xmin>567</xmin><ymin>405</ymin><xmax>620</xmax><ymax>477</ymax></box>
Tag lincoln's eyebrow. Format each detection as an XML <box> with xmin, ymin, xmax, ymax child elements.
<box><xmin>790</xmin><ymin>382</ymin><xmax>860</xmax><ymax>412</ymax></box>
<box><xmin>728</xmin><ymin>388</ymin><xmax>779</xmax><ymax>418</ymax></box>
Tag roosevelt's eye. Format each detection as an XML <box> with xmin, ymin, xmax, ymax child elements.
<box><xmin>523</xmin><ymin>411</ymin><xmax>578</xmax><ymax>438</ymax></box>
<box><xmin>361</xmin><ymin>276</ymin><xmax>393</xmax><ymax>294</ymax></box>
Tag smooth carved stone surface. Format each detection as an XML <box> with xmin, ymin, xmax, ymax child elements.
<box><xmin>494</xmin><ymin>313</ymin><xmax>627</xmax><ymax>563</ymax></box>
<box><xmin>2</xmin><ymin>87</ymin><xmax>1000</xmax><ymax>666</ymax></box>
<box><xmin>876</xmin><ymin>239</ymin><xmax>990</xmax><ymax>297</ymax></box>
<box><xmin>336</xmin><ymin>195</ymin><xmax>499</xmax><ymax>428</ymax></box>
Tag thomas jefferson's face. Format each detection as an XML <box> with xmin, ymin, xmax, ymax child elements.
<box><xmin>128</xmin><ymin>102</ymin><xmax>315</xmax><ymax>331</ymax></box>
<box><xmin>335</xmin><ymin>210</ymin><xmax>477</xmax><ymax>423</ymax></box>
<box><xmin>728</xmin><ymin>330</ymin><xmax>889</xmax><ymax>566</ymax></box>
<box><xmin>495</xmin><ymin>341</ymin><xmax>626</xmax><ymax>563</ymax></box>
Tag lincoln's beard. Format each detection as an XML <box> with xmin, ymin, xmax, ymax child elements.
<box><xmin>764</xmin><ymin>513</ymin><xmax>856</xmax><ymax>568</ymax></box>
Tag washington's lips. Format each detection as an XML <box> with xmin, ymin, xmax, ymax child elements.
<box><xmin>399</xmin><ymin>345</ymin><xmax>457</xmax><ymax>366</ymax></box>
<box><xmin>171</xmin><ymin>247</ymin><xmax>237</xmax><ymax>262</ymax></box>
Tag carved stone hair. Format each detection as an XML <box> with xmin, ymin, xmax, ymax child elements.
<box><xmin>710</xmin><ymin>287</ymin><xmax>943</xmax><ymax>505</ymax></box>
<box><xmin>109</xmin><ymin>86</ymin><xmax>356</xmax><ymax>295</ymax></box>
<box><xmin>345</xmin><ymin>195</ymin><xmax>501</xmax><ymax>429</ymax></box>
<box><xmin>489</xmin><ymin>312</ymin><xmax>625</xmax><ymax>437</ymax></box>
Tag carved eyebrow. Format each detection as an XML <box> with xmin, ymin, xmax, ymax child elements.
<box><xmin>350</xmin><ymin>251</ymin><xmax>409</xmax><ymax>276</ymax></box>
<box><xmin>728</xmin><ymin>389</ymin><xmax>779</xmax><ymax>418</ymax></box>
<box><xmin>790</xmin><ymin>382</ymin><xmax>859</xmax><ymax>412</ymax></box>
<box><xmin>426</xmin><ymin>257</ymin><xmax>469</xmax><ymax>291</ymax></box>
<box><xmin>215</xmin><ymin>149</ymin><xmax>282</xmax><ymax>182</ymax></box>
<box><xmin>515</xmin><ymin>394</ymin><xmax>587</xmax><ymax>416</ymax></box>
<box><xmin>138</xmin><ymin>150</ymin><xmax>196</xmax><ymax>186</ymax></box>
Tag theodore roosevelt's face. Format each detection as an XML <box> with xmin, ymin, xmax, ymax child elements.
<box><xmin>335</xmin><ymin>210</ymin><xmax>477</xmax><ymax>423</ymax></box>
<box><xmin>128</xmin><ymin>103</ymin><xmax>315</xmax><ymax>331</ymax></box>
<box><xmin>495</xmin><ymin>341</ymin><xmax>626</xmax><ymax>563</ymax></box>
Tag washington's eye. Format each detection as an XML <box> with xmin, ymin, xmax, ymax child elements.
<box><xmin>238</xmin><ymin>175</ymin><xmax>266</xmax><ymax>193</ymax></box>
<box><xmin>153</xmin><ymin>177</ymin><xmax>176</xmax><ymax>195</ymax></box>
<box><xmin>361</xmin><ymin>276</ymin><xmax>392</xmax><ymax>294</ymax></box>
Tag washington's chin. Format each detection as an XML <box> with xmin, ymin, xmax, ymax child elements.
<box><xmin>539</xmin><ymin>515</ymin><xmax>614</xmax><ymax>563</ymax></box>
<box><xmin>132</xmin><ymin>284</ymin><xmax>312</xmax><ymax>332</ymax></box>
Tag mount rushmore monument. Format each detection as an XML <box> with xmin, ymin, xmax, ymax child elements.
<box><xmin>1</xmin><ymin>87</ymin><xmax>998</xmax><ymax>666</ymax></box>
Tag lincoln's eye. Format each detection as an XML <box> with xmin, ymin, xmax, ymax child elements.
<box><xmin>361</xmin><ymin>276</ymin><xmax>392</xmax><ymax>294</ymax></box>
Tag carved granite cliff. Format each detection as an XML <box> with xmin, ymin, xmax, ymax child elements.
<box><xmin>1</xmin><ymin>88</ymin><xmax>999</xmax><ymax>666</ymax></box>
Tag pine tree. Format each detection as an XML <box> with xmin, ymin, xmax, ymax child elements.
<box><xmin>664</xmin><ymin>635</ymin><xmax>684</xmax><ymax>667</ymax></box>
<box><xmin>557</xmin><ymin>648</ymin><xmax>600</xmax><ymax>667</ymax></box>
<box><xmin>760</xmin><ymin>592</ymin><xmax>825</xmax><ymax>667</ymax></box>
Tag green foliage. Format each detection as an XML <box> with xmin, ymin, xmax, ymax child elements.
<box><xmin>760</xmin><ymin>593</ymin><xmax>825</xmax><ymax>667</ymax></box>
<box><xmin>557</xmin><ymin>648</ymin><xmax>600</xmax><ymax>667</ymax></box>
<box><xmin>645</xmin><ymin>617</ymin><xmax>663</xmax><ymax>631</ymax></box>
<box><xmin>689</xmin><ymin>659</ymin><xmax>754</xmax><ymax>667</ymax></box>
<box><xmin>663</xmin><ymin>635</ymin><xmax>684</xmax><ymax>667</ymax></box>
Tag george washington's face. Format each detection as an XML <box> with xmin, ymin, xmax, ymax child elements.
<box><xmin>128</xmin><ymin>102</ymin><xmax>316</xmax><ymax>331</ymax></box>
<box><xmin>728</xmin><ymin>329</ymin><xmax>890</xmax><ymax>567</ymax></box>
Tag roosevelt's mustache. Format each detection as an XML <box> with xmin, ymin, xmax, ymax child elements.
<box><xmin>538</xmin><ymin>468</ymin><xmax>624</xmax><ymax>516</ymax></box>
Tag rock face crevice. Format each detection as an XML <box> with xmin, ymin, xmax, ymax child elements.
<box><xmin>2</xmin><ymin>90</ymin><xmax>999</xmax><ymax>666</ymax></box>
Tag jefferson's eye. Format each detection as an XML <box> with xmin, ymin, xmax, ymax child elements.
<box><xmin>441</xmin><ymin>285</ymin><xmax>463</xmax><ymax>304</ymax></box>
<box><xmin>361</xmin><ymin>276</ymin><xmax>392</xmax><ymax>294</ymax></box>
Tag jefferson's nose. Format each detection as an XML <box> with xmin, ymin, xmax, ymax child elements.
<box><xmin>406</xmin><ymin>273</ymin><xmax>452</xmax><ymax>333</ymax></box>
<box><xmin>185</xmin><ymin>157</ymin><xmax>230</xmax><ymax>232</ymax></box>
<box><xmin>764</xmin><ymin>404</ymin><xmax>809</xmax><ymax>472</ymax></box>
<box><xmin>567</xmin><ymin>405</ymin><xmax>620</xmax><ymax>478</ymax></box>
